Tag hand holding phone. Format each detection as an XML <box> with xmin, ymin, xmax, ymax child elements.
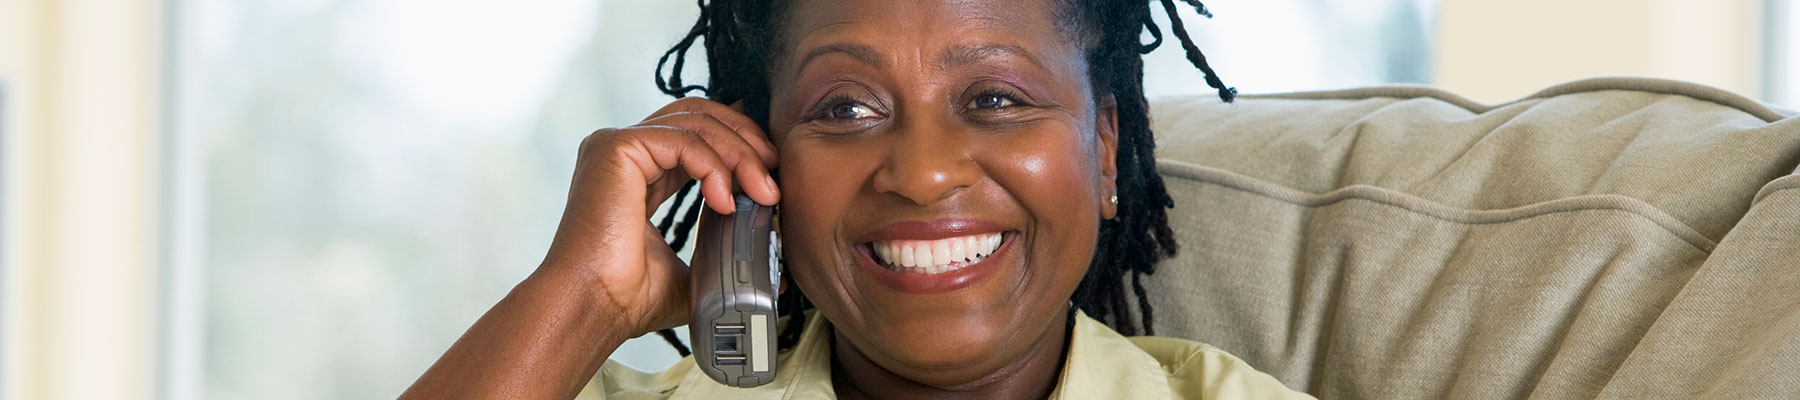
<box><xmin>689</xmin><ymin>193</ymin><xmax>780</xmax><ymax>388</ymax></box>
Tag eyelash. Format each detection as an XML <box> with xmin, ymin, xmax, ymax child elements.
<box><xmin>805</xmin><ymin>87</ymin><xmax>1029</xmax><ymax>125</ymax></box>
<box><xmin>810</xmin><ymin>94</ymin><xmax>876</xmax><ymax>122</ymax></box>
<box><xmin>967</xmin><ymin>88</ymin><xmax>1024</xmax><ymax>110</ymax></box>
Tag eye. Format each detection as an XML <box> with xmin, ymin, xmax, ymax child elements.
<box><xmin>802</xmin><ymin>92</ymin><xmax>885</xmax><ymax>133</ymax></box>
<box><xmin>968</xmin><ymin>92</ymin><xmax>1018</xmax><ymax>110</ymax></box>
<box><xmin>828</xmin><ymin>102</ymin><xmax>876</xmax><ymax>121</ymax></box>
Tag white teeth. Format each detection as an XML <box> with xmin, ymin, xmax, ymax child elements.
<box><xmin>950</xmin><ymin>239</ymin><xmax>967</xmax><ymax>263</ymax></box>
<box><xmin>913</xmin><ymin>244</ymin><xmax>931</xmax><ymax>269</ymax></box>
<box><xmin>899</xmin><ymin>243</ymin><xmax>915</xmax><ymax>267</ymax></box>
<box><xmin>869</xmin><ymin>232</ymin><xmax>1005</xmax><ymax>274</ymax></box>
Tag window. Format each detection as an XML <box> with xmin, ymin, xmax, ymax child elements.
<box><xmin>1768</xmin><ymin>0</ymin><xmax>1799</xmax><ymax>108</ymax></box>
<box><xmin>168</xmin><ymin>1</ymin><xmax>688</xmax><ymax>398</ymax></box>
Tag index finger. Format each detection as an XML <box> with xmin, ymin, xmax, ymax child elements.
<box><xmin>648</xmin><ymin>98</ymin><xmax>778</xmax><ymax>169</ymax></box>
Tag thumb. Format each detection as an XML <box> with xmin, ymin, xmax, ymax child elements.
<box><xmin>639</xmin><ymin>223</ymin><xmax>692</xmax><ymax>334</ymax></box>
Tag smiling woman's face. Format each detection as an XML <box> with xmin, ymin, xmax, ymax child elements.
<box><xmin>767</xmin><ymin>0</ymin><xmax>1119</xmax><ymax>387</ymax></box>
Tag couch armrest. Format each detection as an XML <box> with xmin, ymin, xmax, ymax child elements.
<box><xmin>1144</xmin><ymin>77</ymin><xmax>1800</xmax><ymax>398</ymax></box>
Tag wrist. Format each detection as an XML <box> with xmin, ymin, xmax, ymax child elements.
<box><xmin>519</xmin><ymin>263</ymin><xmax>642</xmax><ymax>344</ymax></box>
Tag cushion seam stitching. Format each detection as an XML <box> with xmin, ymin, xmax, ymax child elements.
<box><xmin>1157</xmin><ymin>160</ymin><xmax>1719</xmax><ymax>252</ymax></box>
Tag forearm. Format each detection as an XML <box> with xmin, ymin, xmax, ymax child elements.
<box><xmin>401</xmin><ymin>267</ymin><xmax>631</xmax><ymax>400</ymax></box>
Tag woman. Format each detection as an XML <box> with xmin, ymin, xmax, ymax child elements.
<box><xmin>404</xmin><ymin>0</ymin><xmax>1311</xmax><ymax>398</ymax></box>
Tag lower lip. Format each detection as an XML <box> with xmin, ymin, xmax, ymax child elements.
<box><xmin>855</xmin><ymin>232</ymin><xmax>1013</xmax><ymax>294</ymax></box>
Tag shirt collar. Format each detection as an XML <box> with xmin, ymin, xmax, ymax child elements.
<box><xmin>671</xmin><ymin>310</ymin><xmax>1171</xmax><ymax>399</ymax></box>
<box><xmin>1048</xmin><ymin>311</ymin><xmax>1174</xmax><ymax>400</ymax></box>
<box><xmin>671</xmin><ymin>311</ymin><xmax>836</xmax><ymax>399</ymax></box>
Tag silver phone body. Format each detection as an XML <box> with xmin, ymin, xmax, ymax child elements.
<box><xmin>689</xmin><ymin>194</ymin><xmax>779</xmax><ymax>388</ymax></box>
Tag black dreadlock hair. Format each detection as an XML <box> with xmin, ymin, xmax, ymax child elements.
<box><xmin>649</xmin><ymin>0</ymin><xmax>1234</xmax><ymax>356</ymax></box>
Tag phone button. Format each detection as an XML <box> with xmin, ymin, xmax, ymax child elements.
<box><xmin>735</xmin><ymin>260</ymin><xmax>751</xmax><ymax>284</ymax></box>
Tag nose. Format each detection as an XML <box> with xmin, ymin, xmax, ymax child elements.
<box><xmin>871</xmin><ymin>119</ymin><xmax>981</xmax><ymax>206</ymax></box>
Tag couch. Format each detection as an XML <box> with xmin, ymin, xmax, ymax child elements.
<box><xmin>1144</xmin><ymin>77</ymin><xmax>1800</xmax><ymax>399</ymax></box>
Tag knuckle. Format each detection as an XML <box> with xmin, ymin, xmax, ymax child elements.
<box><xmin>677</xmin><ymin>129</ymin><xmax>711</xmax><ymax>153</ymax></box>
<box><xmin>719</xmin><ymin>141</ymin><xmax>755</xmax><ymax>160</ymax></box>
<box><xmin>580</xmin><ymin>128</ymin><xmax>652</xmax><ymax>170</ymax></box>
<box><xmin>672</xmin><ymin>96</ymin><xmax>715</xmax><ymax>110</ymax></box>
<box><xmin>580</xmin><ymin>128</ymin><xmax>619</xmax><ymax>154</ymax></box>
<box><xmin>661</xmin><ymin>111</ymin><xmax>707</xmax><ymax>126</ymax></box>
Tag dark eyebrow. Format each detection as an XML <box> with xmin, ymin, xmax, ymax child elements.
<box><xmin>798</xmin><ymin>43</ymin><xmax>884</xmax><ymax>72</ymax></box>
<box><xmin>937</xmin><ymin>44</ymin><xmax>1046</xmax><ymax>72</ymax></box>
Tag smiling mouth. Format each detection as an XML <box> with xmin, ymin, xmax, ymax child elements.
<box><xmin>865</xmin><ymin>232</ymin><xmax>1005</xmax><ymax>275</ymax></box>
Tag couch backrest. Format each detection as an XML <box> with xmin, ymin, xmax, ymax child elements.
<box><xmin>1145</xmin><ymin>77</ymin><xmax>1800</xmax><ymax>399</ymax></box>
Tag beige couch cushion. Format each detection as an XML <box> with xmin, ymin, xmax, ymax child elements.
<box><xmin>1145</xmin><ymin>77</ymin><xmax>1800</xmax><ymax>399</ymax></box>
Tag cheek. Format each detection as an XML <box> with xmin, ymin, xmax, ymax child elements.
<box><xmin>985</xmin><ymin>129</ymin><xmax>1105</xmax><ymax>221</ymax></box>
<box><xmin>981</xmin><ymin>128</ymin><xmax>1106</xmax><ymax>283</ymax></box>
<box><xmin>772</xmin><ymin>142</ymin><xmax>873</xmax><ymax>285</ymax></box>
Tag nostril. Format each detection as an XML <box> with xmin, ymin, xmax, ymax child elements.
<box><xmin>870</xmin><ymin>136</ymin><xmax>982</xmax><ymax>206</ymax></box>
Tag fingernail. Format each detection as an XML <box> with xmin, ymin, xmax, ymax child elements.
<box><xmin>764</xmin><ymin>175</ymin><xmax>779</xmax><ymax>197</ymax></box>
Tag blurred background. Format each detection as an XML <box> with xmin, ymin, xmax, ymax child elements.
<box><xmin>2</xmin><ymin>0</ymin><xmax>1794</xmax><ymax>399</ymax></box>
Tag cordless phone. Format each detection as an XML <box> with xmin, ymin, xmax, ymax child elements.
<box><xmin>688</xmin><ymin>193</ymin><xmax>780</xmax><ymax>388</ymax></box>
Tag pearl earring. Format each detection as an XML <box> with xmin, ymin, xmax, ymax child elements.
<box><xmin>1109</xmin><ymin>195</ymin><xmax>1118</xmax><ymax>205</ymax></box>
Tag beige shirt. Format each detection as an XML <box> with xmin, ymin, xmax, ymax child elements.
<box><xmin>579</xmin><ymin>311</ymin><xmax>1314</xmax><ymax>399</ymax></box>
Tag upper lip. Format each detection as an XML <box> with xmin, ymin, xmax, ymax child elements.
<box><xmin>854</xmin><ymin>218</ymin><xmax>1011</xmax><ymax>243</ymax></box>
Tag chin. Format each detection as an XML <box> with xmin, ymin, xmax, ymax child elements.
<box><xmin>856</xmin><ymin>307</ymin><xmax>1034</xmax><ymax>372</ymax></box>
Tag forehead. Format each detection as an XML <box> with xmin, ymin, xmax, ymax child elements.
<box><xmin>775</xmin><ymin>0</ymin><xmax>1082</xmax><ymax>72</ymax></box>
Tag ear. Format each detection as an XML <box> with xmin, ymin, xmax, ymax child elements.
<box><xmin>1095</xmin><ymin>95</ymin><xmax>1120</xmax><ymax>220</ymax></box>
